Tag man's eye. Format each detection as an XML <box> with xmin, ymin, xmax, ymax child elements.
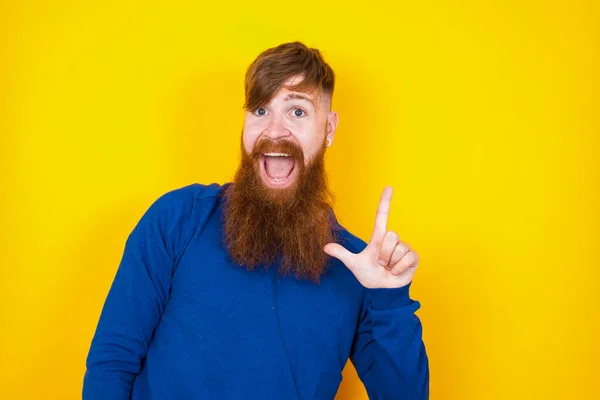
<box><xmin>255</xmin><ymin>107</ymin><xmax>267</xmax><ymax>116</ymax></box>
<box><xmin>293</xmin><ymin>108</ymin><xmax>306</xmax><ymax>117</ymax></box>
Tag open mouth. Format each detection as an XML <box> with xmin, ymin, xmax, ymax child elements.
<box><xmin>260</xmin><ymin>152</ymin><xmax>298</xmax><ymax>187</ymax></box>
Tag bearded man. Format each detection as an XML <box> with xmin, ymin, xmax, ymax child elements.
<box><xmin>83</xmin><ymin>41</ymin><xmax>429</xmax><ymax>400</ymax></box>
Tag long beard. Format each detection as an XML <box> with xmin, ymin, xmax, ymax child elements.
<box><xmin>220</xmin><ymin>136</ymin><xmax>339</xmax><ymax>283</ymax></box>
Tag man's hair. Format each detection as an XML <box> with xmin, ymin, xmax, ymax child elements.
<box><xmin>243</xmin><ymin>41</ymin><xmax>335</xmax><ymax>112</ymax></box>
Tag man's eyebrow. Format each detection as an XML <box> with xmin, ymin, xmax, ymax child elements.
<box><xmin>283</xmin><ymin>92</ymin><xmax>317</xmax><ymax>108</ymax></box>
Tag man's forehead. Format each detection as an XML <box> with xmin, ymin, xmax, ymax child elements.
<box><xmin>282</xmin><ymin>91</ymin><xmax>317</xmax><ymax>103</ymax></box>
<box><xmin>283</xmin><ymin>74</ymin><xmax>305</xmax><ymax>86</ymax></box>
<box><xmin>272</xmin><ymin>85</ymin><xmax>322</xmax><ymax>109</ymax></box>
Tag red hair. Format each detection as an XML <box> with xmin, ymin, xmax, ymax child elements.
<box><xmin>243</xmin><ymin>41</ymin><xmax>336</xmax><ymax>111</ymax></box>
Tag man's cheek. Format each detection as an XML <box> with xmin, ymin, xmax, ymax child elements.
<box><xmin>241</xmin><ymin>136</ymin><xmax>256</xmax><ymax>155</ymax></box>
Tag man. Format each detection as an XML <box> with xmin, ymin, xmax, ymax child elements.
<box><xmin>83</xmin><ymin>41</ymin><xmax>429</xmax><ymax>400</ymax></box>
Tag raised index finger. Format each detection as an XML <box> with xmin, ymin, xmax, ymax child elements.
<box><xmin>371</xmin><ymin>186</ymin><xmax>393</xmax><ymax>243</ymax></box>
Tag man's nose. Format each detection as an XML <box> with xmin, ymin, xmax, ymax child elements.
<box><xmin>263</xmin><ymin>115</ymin><xmax>291</xmax><ymax>141</ymax></box>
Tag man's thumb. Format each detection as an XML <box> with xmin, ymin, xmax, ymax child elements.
<box><xmin>324</xmin><ymin>243</ymin><xmax>356</xmax><ymax>268</ymax></box>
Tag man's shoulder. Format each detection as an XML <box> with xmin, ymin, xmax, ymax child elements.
<box><xmin>334</xmin><ymin>221</ymin><xmax>368</xmax><ymax>254</ymax></box>
<box><xmin>158</xmin><ymin>182</ymin><xmax>227</xmax><ymax>204</ymax></box>
<box><xmin>143</xmin><ymin>182</ymin><xmax>229</xmax><ymax>224</ymax></box>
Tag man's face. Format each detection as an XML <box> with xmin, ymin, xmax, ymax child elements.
<box><xmin>223</xmin><ymin>75</ymin><xmax>339</xmax><ymax>281</ymax></box>
<box><xmin>242</xmin><ymin>74</ymin><xmax>338</xmax><ymax>192</ymax></box>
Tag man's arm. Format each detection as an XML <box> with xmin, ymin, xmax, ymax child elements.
<box><xmin>82</xmin><ymin>188</ymin><xmax>193</xmax><ymax>399</ymax></box>
<box><xmin>350</xmin><ymin>282</ymin><xmax>429</xmax><ymax>399</ymax></box>
<box><xmin>324</xmin><ymin>187</ymin><xmax>429</xmax><ymax>398</ymax></box>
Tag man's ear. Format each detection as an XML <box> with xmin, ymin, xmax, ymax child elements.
<box><xmin>326</xmin><ymin>111</ymin><xmax>338</xmax><ymax>146</ymax></box>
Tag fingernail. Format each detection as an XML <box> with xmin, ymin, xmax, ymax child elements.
<box><xmin>391</xmin><ymin>270</ymin><xmax>401</xmax><ymax>276</ymax></box>
<box><xmin>378</xmin><ymin>259</ymin><xmax>387</xmax><ymax>266</ymax></box>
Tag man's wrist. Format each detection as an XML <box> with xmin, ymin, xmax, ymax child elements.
<box><xmin>365</xmin><ymin>281</ymin><xmax>413</xmax><ymax>310</ymax></box>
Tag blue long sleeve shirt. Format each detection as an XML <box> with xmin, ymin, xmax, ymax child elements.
<box><xmin>83</xmin><ymin>183</ymin><xmax>429</xmax><ymax>399</ymax></box>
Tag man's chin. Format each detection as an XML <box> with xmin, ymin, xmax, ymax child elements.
<box><xmin>259</xmin><ymin>172</ymin><xmax>298</xmax><ymax>191</ymax></box>
<box><xmin>258</xmin><ymin>176</ymin><xmax>298</xmax><ymax>206</ymax></box>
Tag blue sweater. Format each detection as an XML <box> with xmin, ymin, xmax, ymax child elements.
<box><xmin>83</xmin><ymin>183</ymin><xmax>429</xmax><ymax>400</ymax></box>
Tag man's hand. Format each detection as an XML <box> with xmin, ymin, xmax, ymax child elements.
<box><xmin>324</xmin><ymin>187</ymin><xmax>419</xmax><ymax>289</ymax></box>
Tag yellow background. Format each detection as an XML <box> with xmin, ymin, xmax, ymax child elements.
<box><xmin>1</xmin><ymin>1</ymin><xmax>598</xmax><ymax>399</ymax></box>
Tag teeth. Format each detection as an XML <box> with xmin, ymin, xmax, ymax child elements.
<box><xmin>264</xmin><ymin>153</ymin><xmax>290</xmax><ymax>157</ymax></box>
<box><xmin>270</xmin><ymin>177</ymin><xmax>286</xmax><ymax>182</ymax></box>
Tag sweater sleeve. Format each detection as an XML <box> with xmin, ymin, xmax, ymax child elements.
<box><xmin>82</xmin><ymin>188</ymin><xmax>195</xmax><ymax>400</ymax></box>
<box><xmin>350</xmin><ymin>281</ymin><xmax>430</xmax><ymax>400</ymax></box>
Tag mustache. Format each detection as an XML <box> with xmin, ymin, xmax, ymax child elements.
<box><xmin>251</xmin><ymin>138</ymin><xmax>305</xmax><ymax>164</ymax></box>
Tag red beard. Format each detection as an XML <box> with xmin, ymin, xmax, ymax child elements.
<box><xmin>220</xmin><ymin>136</ymin><xmax>340</xmax><ymax>283</ymax></box>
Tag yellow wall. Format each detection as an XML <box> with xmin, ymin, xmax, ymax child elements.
<box><xmin>1</xmin><ymin>1</ymin><xmax>598</xmax><ymax>399</ymax></box>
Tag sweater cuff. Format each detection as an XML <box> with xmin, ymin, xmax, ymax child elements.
<box><xmin>365</xmin><ymin>281</ymin><xmax>413</xmax><ymax>310</ymax></box>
